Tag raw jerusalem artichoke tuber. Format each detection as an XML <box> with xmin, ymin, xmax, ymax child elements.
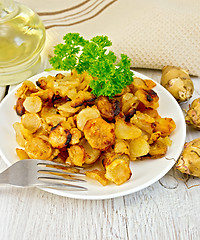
<box><xmin>161</xmin><ymin>66</ymin><xmax>194</xmax><ymax>102</ymax></box>
<box><xmin>176</xmin><ymin>138</ymin><xmax>200</xmax><ymax>177</ymax></box>
<box><xmin>185</xmin><ymin>98</ymin><xmax>200</xmax><ymax>130</ymax></box>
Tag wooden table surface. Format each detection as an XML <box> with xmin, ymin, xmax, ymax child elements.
<box><xmin>0</xmin><ymin>67</ymin><xmax>200</xmax><ymax>240</ymax></box>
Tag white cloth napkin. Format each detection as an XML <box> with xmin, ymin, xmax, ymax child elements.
<box><xmin>20</xmin><ymin>0</ymin><xmax>200</xmax><ymax>76</ymax></box>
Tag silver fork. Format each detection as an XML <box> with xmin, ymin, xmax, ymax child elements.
<box><xmin>0</xmin><ymin>159</ymin><xmax>87</xmax><ymax>191</ymax></box>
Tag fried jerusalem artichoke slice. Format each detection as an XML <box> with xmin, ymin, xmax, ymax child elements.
<box><xmin>69</xmin><ymin>128</ymin><xmax>82</xmax><ymax>145</ymax></box>
<box><xmin>115</xmin><ymin>116</ymin><xmax>142</xmax><ymax>140</ymax></box>
<box><xmin>49</xmin><ymin>125</ymin><xmax>72</xmax><ymax>148</ymax></box>
<box><xmin>121</xmin><ymin>93</ymin><xmax>138</xmax><ymax>116</ymax></box>
<box><xmin>176</xmin><ymin>138</ymin><xmax>200</xmax><ymax>177</ymax></box>
<box><xmin>16</xmin><ymin>148</ymin><xmax>29</xmax><ymax>160</ymax></box>
<box><xmin>15</xmin><ymin>98</ymin><xmax>25</xmax><ymax>116</ymax></box>
<box><xmin>25</xmin><ymin>137</ymin><xmax>52</xmax><ymax>160</ymax></box>
<box><xmin>79</xmin><ymin>138</ymin><xmax>101</xmax><ymax>165</ymax></box>
<box><xmin>97</xmin><ymin>96</ymin><xmax>120</xmax><ymax>121</ymax></box>
<box><xmin>76</xmin><ymin>106</ymin><xmax>100</xmax><ymax>131</ymax></box>
<box><xmin>21</xmin><ymin>113</ymin><xmax>41</xmax><ymax>133</ymax></box>
<box><xmin>148</xmin><ymin>138</ymin><xmax>167</xmax><ymax>158</ymax></box>
<box><xmin>83</xmin><ymin>117</ymin><xmax>115</xmax><ymax>151</ymax></box>
<box><xmin>70</xmin><ymin>91</ymin><xmax>96</xmax><ymax>108</ymax></box>
<box><xmin>129</xmin><ymin>136</ymin><xmax>150</xmax><ymax>160</ymax></box>
<box><xmin>129</xmin><ymin>77</ymin><xmax>156</xmax><ymax>93</ymax></box>
<box><xmin>23</xmin><ymin>96</ymin><xmax>42</xmax><ymax>113</ymax></box>
<box><xmin>103</xmin><ymin>153</ymin><xmax>132</xmax><ymax>185</ymax></box>
<box><xmin>154</xmin><ymin>118</ymin><xmax>176</xmax><ymax>137</ymax></box>
<box><xmin>135</xmin><ymin>89</ymin><xmax>159</xmax><ymax>109</ymax></box>
<box><xmin>15</xmin><ymin>80</ymin><xmax>38</xmax><ymax>99</ymax></box>
<box><xmin>85</xmin><ymin>169</ymin><xmax>109</xmax><ymax>186</ymax></box>
<box><xmin>67</xmin><ymin>145</ymin><xmax>85</xmax><ymax>166</ymax></box>
<box><xmin>130</xmin><ymin>111</ymin><xmax>155</xmax><ymax>135</ymax></box>
<box><xmin>114</xmin><ymin>139</ymin><xmax>130</xmax><ymax>156</ymax></box>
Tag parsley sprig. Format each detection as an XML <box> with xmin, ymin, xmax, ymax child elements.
<box><xmin>49</xmin><ymin>33</ymin><xmax>134</xmax><ymax>97</ymax></box>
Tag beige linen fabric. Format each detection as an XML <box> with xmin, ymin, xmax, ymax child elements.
<box><xmin>20</xmin><ymin>0</ymin><xmax>200</xmax><ymax>76</ymax></box>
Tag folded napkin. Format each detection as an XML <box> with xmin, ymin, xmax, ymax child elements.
<box><xmin>21</xmin><ymin>0</ymin><xmax>200</xmax><ymax>76</ymax></box>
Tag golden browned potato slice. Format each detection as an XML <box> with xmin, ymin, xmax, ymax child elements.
<box><xmin>38</xmin><ymin>134</ymin><xmax>49</xmax><ymax>142</ymax></box>
<box><xmin>130</xmin><ymin>111</ymin><xmax>155</xmax><ymax>135</ymax></box>
<box><xmin>43</xmin><ymin>74</ymin><xmax>80</xmax><ymax>98</ymax></box>
<box><xmin>70</xmin><ymin>91</ymin><xmax>96</xmax><ymax>108</ymax></box>
<box><xmin>69</xmin><ymin>128</ymin><xmax>82</xmax><ymax>145</ymax></box>
<box><xmin>148</xmin><ymin>139</ymin><xmax>167</xmax><ymax>157</ymax></box>
<box><xmin>102</xmin><ymin>150</ymin><xmax>130</xmax><ymax>165</ymax></box>
<box><xmin>47</xmin><ymin>148</ymin><xmax>60</xmax><ymax>161</ymax></box>
<box><xmin>13</xmin><ymin>122</ymin><xmax>26</xmax><ymax>147</ymax></box>
<box><xmin>142</xmin><ymin>108</ymin><xmax>160</xmax><ymax>119</ymax></box>
<box><xmin>76</xmin><ymin>107</ymin><xmax>100</xmax><ymax>131</ymax></box>
<box><xmin>129</xmin><ymin>136</ymin><xmax>150</xmax><ymax>160</ymax></box>
<box><xmin>41</xmin><ymin>103</ymin><xmax>66</xmax><ymax>126</ymax></box>
<box><xmin>57</xmin><ymin>101</ymin><xmax>80</xmax><ymax>117</ymax></box>
<box><xmin>121</xmin><ymin>93</ymin><xmax>138</xmax><ymax>114</ymax></box>
<box><xmin>45</xmin><ymin>115</ymin><xmax>66</xmax><ymax>127</ymax></box>
<box><xmin>33</xmin><ymin>119</ymin><xmax>49</xmax><ymax>136</ymax></box>
<box><xmin>16</xmin><ymin>148</ymin><xmax>29</xmax><ymax>160</ymax></box>
<box><xmin>135</xmin><ymin>89</ymin><xmax>159</xmax><ymax>109</ymax></box>
<box><xmin>104</xmin><ymin>158</ymin><xmax>132</xmax><ymax>185</ymax></box>
<box><xmin>23</xmin><ymin>96</ymin><xmax>42</xmax><ymax>113</ymax></box>
<box><xmin>148</xmin><ymin>131</ymin><xmax>161</xmax><ymax>144</ymax></box>
<box><xmin>160</xmin><ymin>136</ymin><xmax>172</xmax><ymax>146</ymax></box>
<box><xmin>97</xmin><ymin>96</ymin><xmax>120</xmax><ymax>121</ymax></box>
<box><xmin>25</xmin><ymin>137</ymin><xmax>52</xmax><ymax>160</ymax></box>
<box><xmin>67</xmin><ymin>145</ymin><xmax>85</xmax><ymax>166</ymax></box>
<box><xmin>77</xmin><ymin>71</ymin><xmax>93</xmax><ymax>91</ymax></box>
<box><xmin>21</xmin><ymin>113</ymin><xmax>41</xmax><ymax>133</ymax></box>
<box><xmin>49</xmin><ymin>125</ymin><xmax>72</xmax><ymax>148</ymax></box>
<box><xmin>61</xmin><ymin>116</ymin><xmax>76</xmax><ymax>130</ymax></box>
<box><xmin>13</xmin><ymin>122</ymin><xmax>32</xmax><ymax>147</ymax></box>
<box><xmin>114</xmin><ymin>139</ymin><xmax>130</xmax><ymax>155</ymax></box>
<box><xmin>36</xmin><ymin>77</ymin><xmax>48</xmax><ymax>89</ymax></box>
<box><xmin>154</xmin><ymin>118</ymin><xmax>176</xmax><ymax>137</ymax></box>
<box><xmin>115</xmin><ymin>117</ymin><xmax>142</xmax><ymax>140</ymax></box>
<box><xmin>55</xmin><ymin>73</ymin><xmax>65</xmax><ymax>79</ymax></box>
<box><xmin>143</xmin><ymin>79</ymin><xmax>156</xmax><ymax>89</ymax></box>
<box><xmin>16</xmin><ymin>80</ymin><xmax>38</xmax><ymax>99</ymax></box>
<box><xmin>130</xmin><ymin>77</ymin><xmax>148</xmax><ymax>93</ymax></box>
<box><xmin>31</xmin><ymin>89</ymin><xmax>54</xmax><ymax>101</ymax></box>
<box><xmin>83</xmin><ymin>117</ymin><xmax>115</xmax><ymax>151</ymax></box>
<box><xmin>41</xmin><ymin>105</ymin><xmax>57</xmax><ymax>119</ymax></box>
<box><xmin>176</xmin><ymin>138</ymin><xmax>200</xmax><ymax>177</ymax></box>
<box><xmin>79</xmin><ymin>138</ymin><xmax>101</xmax><ymax>164</ymax></box>
<box><xmin>86</xmin><ymin>169</ymin><xmax>109</xmax><ymax>186</ymax></box>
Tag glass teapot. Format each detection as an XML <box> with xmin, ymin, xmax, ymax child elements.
<box><xmin>0</xmin><ymin>0</ymin><xmax>46</xmax><ymax>85</ymax></box>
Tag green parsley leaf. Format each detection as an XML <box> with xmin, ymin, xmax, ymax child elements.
<box><xmin>49</xmin><ymin>33</ymin><xmax>134</xmax><ymax>98</ymax></box>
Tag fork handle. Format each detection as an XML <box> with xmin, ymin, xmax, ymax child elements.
<box><xmin>0</xmin><ymin>177</ymin><xmax>8</xmax><ymax>184</ymax></box>
<box><xmin>0</xmin><ymin>172</ymin><xmax>8</xmax><ymax>184</ymax></box>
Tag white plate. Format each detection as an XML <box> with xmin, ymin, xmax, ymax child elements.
<box><xmin>0</xmin><ymin>70</ymin><xmax>186</xmax><ymax>200</ymax></box>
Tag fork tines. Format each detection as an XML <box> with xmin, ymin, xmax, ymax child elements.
<box><xmin>36</xmin><ymin>160</ymin><xmax>87</xmax><ymax>191</ymax></box>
